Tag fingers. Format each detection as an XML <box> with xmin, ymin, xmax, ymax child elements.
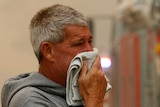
<box><xmin>80</xmin><ymin>55</ymin><xmax>103</xmax><ymax>76</ymax></box>
<box><xmin>88</xmin><ymin>55</ymin><xmax>102</xmax><ymax>75</ymax></box>
<box><xmin>92</xmin><ymin>56</ymin><xmax>101</xmax><ymax>69</ymax></box>
<box><xmin>79</xmin><ymin>59</ymin><xmax>88</xmax><ymax>77</ymax></box>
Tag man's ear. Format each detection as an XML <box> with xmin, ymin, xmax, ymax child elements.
<box><xmin>40</xmin><ymin>42</ymin><xmax>55</xmax><ymax>62</ymax></box>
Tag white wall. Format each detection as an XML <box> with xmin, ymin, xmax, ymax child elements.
<box><xmin>0</xmin><ymin>0</ymin><xmax>117</xmax><ymax>105</ymax></box>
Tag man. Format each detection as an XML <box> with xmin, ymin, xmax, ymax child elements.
<box><xmin>1</xmin><ymin>4</ymin><xmax>108</xmax><ymax>107</ymax></box>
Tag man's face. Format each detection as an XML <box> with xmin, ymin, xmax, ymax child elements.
<box><xmin>53</xmin><ymin>25</ymin><xmax>93</xmax><ymax>80</ymax></box>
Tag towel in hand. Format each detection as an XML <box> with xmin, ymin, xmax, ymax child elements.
<box><xmin>66</xmin><ymin>48</ymin><xmax>112</xmax><ymax>106</ymax></box>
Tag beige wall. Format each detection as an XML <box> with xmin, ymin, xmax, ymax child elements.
<box><xmin>0</xmin><ymin>0</ymin><xmax>117</xmax><ymax>105</ymax></box>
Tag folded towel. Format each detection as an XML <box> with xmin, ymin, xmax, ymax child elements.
<box><xmin>66</xmin><ymin>48</ymin><xmax>112</xmax><ymax>106</ymax></box>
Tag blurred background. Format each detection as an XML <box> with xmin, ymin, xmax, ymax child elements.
<box><xmin>0</xmin><ymin>0</ymin><xmax>160</xmax><ymax>107</ymax></box>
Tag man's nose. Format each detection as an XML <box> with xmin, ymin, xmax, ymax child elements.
<box><xmin>83</xmin><ymin>42</ymin><xmax>93</xmax><ymax>52</ymax></box>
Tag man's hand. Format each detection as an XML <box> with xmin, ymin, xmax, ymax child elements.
<box><xmin>78</xmin><ymin>56</ymin><xmax>107</xmax><ymax>107</ymax></box>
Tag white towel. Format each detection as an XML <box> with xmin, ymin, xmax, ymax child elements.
<box><xmin>66</xmin><ymin>48</ymin><xmax>112</xmax><ymax>106</ymax></box>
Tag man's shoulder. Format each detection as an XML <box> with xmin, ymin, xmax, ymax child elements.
<box><xmin>10</xmin><ymin>86</ymin><xmax>68</xmax><ymax>107</ymax></box>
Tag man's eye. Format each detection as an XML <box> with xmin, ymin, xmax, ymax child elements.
<box><xmin>75</xmin><ymin>42</ymin><xmax>83</xmax><ymax>46</ymax></box>
<box><xmin>88</xmin><ymin>39</ymin><xmax>92</xmax><ymax>44</ymax></box>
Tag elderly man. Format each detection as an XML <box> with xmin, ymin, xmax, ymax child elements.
<box><xmin>1</xmin><ymin>4</ymin><xmax>109</xmax><ymax>107</ymax></box>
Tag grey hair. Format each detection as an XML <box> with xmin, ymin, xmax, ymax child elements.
<box><xmin>30</xmin><ymin>4</ymin><xmax>88</xmax><ymax>63</ymax></box>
